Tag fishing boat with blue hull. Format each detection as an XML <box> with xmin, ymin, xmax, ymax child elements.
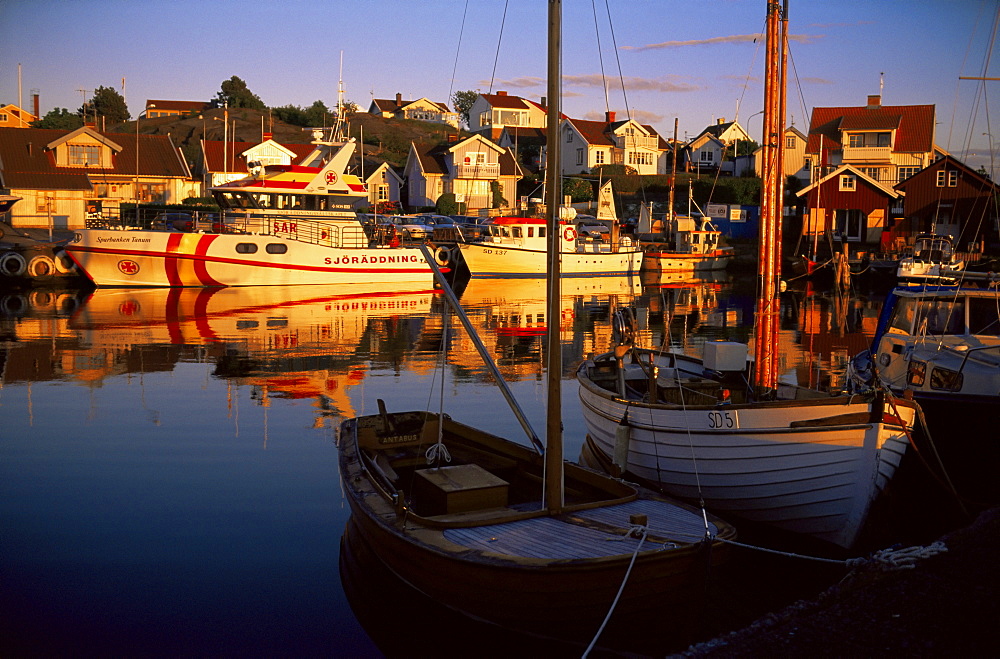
<box><xmin>65</xmin><ymin>130</ymin><xmax>444</xmax><ymax>288</ymax></box>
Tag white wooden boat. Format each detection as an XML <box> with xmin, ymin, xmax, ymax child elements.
<box><xmin>457</xmin><ymin>216</ymin><xmax>642</xmax><ymax>278</ymax></box>
<box><xmin>896</xmin><ymin>233</ymin><xmax>965</xmax><ymax>283</ymax></box>
<box><xmin>338</xmin><ymin>3</ymin><xmax>736</xmax><ymax>643</ymax></box>
<box><xmin>576</xmin><ymin>1</ymin><xmax>921</xmax><ymax>550</ymax></box>
<box><xmin>65</xmin><ymin>132</ymin><xmax>442</xmax><ymax>287</ymax></box>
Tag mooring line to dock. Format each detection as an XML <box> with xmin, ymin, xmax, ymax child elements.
<box><xmin>713</xmin><ymin>535</ymin><xmax>949</xmax><ymax>570</ymax></box>
<box><xmin>583</xmin><ymin>524</ymin><xmax>648</xmax><ymax>658</ymax></box>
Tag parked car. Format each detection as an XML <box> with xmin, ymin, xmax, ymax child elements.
<box><xmin>576</xmin><ymin>220</ymin><xmax>610</xmax><ymax>239</ymax></box>
<box><xmin>391</xmin><ymin>216</ymin><xmax>433</xmax><ymax>241</ymax></box>
<box><xmin>151</xmin><ymin>212</ymin><xmax>195</xmax><ymax>232</ymax></box>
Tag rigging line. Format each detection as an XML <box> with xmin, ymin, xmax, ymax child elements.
<box><xmin>590</xmin><ymin>0</ymin><xmax>611</xmax><ymax>114</ymax></box>
<box><xmin>602</xmin><ymin>0</ymin><xmax>630</xmax><ymax>120</ymax></box>
<box><xmin>447</xmin><ymin>0</ymin><xmax>471</xmax><ymax>104</ymax></box>
<box><xmin>487</xmin><ymin>0</ymin><xmax>510</xmax><ymax>95</ymax></box>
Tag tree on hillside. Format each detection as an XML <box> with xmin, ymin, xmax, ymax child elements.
<box><xmin>214</xmin><ymin>76</ymin><xmax>266</xmax><ymax>110</ymax></box>
<box><xmin>305</xmin><ymin>100</ymin><xmax>335</xmax><ymax>126</ymax></box>
<box><xmin>451</xmin><ymin>90</ymin><xmax>478</xmax><ymax>128</ymax></box>
<box><xmin>33</xmin><ymin>107</ymin><xmax>84</xmax><ymax>130</ymax></box>
<box><xmin>562</xmin><ymin>177</ymin><xmax>594</xmax><ymax>203</ymax></box>
<box><xmin>80</xmin><ymin>86</ymin><xmax>130</xmax><ymax>124</ymax></box>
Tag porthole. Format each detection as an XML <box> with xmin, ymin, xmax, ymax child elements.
<box><xmin>235</xmin><ymin>243</ymin><xmax>258</xmax><ymax>254</ymax></box>
<box><xmin>266</xmin><ymin>243</ymin><xmax>288</xmax><ymax>254</ymax></box>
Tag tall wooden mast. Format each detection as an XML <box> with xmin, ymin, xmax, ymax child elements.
<box><xmin>544</xmin><ymin>0</ymin><xmax>564</xmax><ymax>512</ymax></box>
<box><xmin>753</xmin><ymin>0</ymin><xmax>787</xmax><ymax>394</ymax></box>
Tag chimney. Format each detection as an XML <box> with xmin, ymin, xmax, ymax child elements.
<box><xmin>606</xmin><ymin>111</ymin><xmax>616</xmax><ymax>123</ymax></box>
<box><xmin>717</xmin><ymin>118</ymin><xmax>725</xmax><ymax>125</ymax></box>
<box><xmin>448</xmin><ymin>133</ymin><xmax>459</xmax><ymax>143</ymax></box>
<box><xmin>32</xmin><ymin>93</ymin><xmax>39</xmax><ymax>120</ymax></box>
<box><xmin>497</xmin><ymin>90</ymin><xmax>507</xmax><ymax>96</ymax></box>
<box><xmin>867</xmin><ymin>94</ymin><xmax>881</xmax><ymax>109</ymax></box>
<box><xmin>540</xmin><ymin>96</ymin><xmax>547</xmax><ymax>108</ymax></box>
<box><xmin>263</xmin><ymin>132</ymin><xmax>272</xmax><ymax>141</ymax></box>
<box><xmin>395</xmin><ymin>92</ymin><xmax>402</xmax><ymax>106</ymax></box>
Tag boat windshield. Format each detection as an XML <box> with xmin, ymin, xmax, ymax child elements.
<box><xmin>915</xmin><ymin>299</ymin><xmax>964</xmax><ymax>335</ymax></box>
<box><xmin>969</xmin><ymin>298</ymin><xmax>1000</xmax><ymax>335</ymax></box>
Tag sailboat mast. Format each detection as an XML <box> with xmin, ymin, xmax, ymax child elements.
<box><xmin>544</xmin><ymin>0</ymin><xmax>564</xmax><ymax>513</ymax></box>
<box><xmin>753</xmin><ymin>0</ymin><xmax>786</xmax><ymax>393</ymax></box>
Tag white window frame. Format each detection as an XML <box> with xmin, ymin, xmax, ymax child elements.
<box><xmin>849</xmin><ymin>134</ymin><xmax>864</xmax><ymax>148</ymax></box>
<box><xmin>576</xmin><ymin>148</ymin><xmax>585</xmax><ymax>166</ymax></box>
<box><xmin>595</xmin><ymin>150</ymin><xmax>605</xmax><ymax>165</ymax></box>
<box><xmin>839</xmin><ymin>174</ymin><xmax>856</xmax><ymax>191</ymax></box>
<box><xmin>936</xmin><ymin>170</ymin><xmax>947</xmax><ymax>187</ymax></box>
<box><xmin>948</xmin><ymin>170</ymin><xmax>959</xmax><ymax>187</ymax></box>
<box><xmin>785</xmin><ymin>136</ymin><xmax>796</xmax><ymax>149</ymax></box>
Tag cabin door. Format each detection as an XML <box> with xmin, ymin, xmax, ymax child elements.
<box><xmin>835</xmin><ymin>209</ymin><xmax>864</xmax><ymax>242</ymax></box>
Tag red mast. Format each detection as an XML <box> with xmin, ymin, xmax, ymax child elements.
<box><xmin>753</xmin><ymin>0</ymin><xmax>787</xmax><ymax>394</ymax></box>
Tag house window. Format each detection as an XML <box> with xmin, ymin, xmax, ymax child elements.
<box><xmin>0</xmin><ymin>113</ymin><xmax>7</xmax><ymax>122</ymax></box>
<box><xmin>566</xmin><ymin>130</ymin><xmax>573</xmax><ymax>143</ymax></box>
<box><xmin>936</xmin><ymin>170</ymin><xmax>946</xmax><ymax>187</ymax></box>
<box><xmin>479</xmin><ymin>112</ymin><xmax>489</xmax><ymax>127</ymax></box>
<box><xmin>595</xmin><ymin>151</ymin><xmax>605</xmax><ymax>165</ymax></box>
<box><xmin>898</xmin><ymin>166</ymin><xmax>920</xmax><ymax>183</ymax></box>
<box><xmin>69</xmin><ymin>144</ymin><xmax>100</xmax><ymax>166</ymax></box>
<box><xmin>849</xmin><ymin>134</ymin><xmax>864</xmax><ymax>148</ymax></box>
<box><xmin>803</xmin><ymin>157</ymin><xmax>812</xmax><ymax>174</ymax></box>
<box><xmin>877</xmin><ymin>133</ymin><xmax>891</xmax><ymax>147</ymax></box>
<box><xmin>629</xmin><ymin>152</ymin><xmax>653</xmax><ymax>166</ymax></box>
<box><xmin>859</xmin><ymin>167</ymin><xmax>883</xmax><ymax>181</ymax></box>
<box><xmin>785</xmin><ymin>136</ymin><xmax>796</xmax><ymax>149</ymax></box>
<box><xmin>700</xmin><ymin>151</ymin><xmax>714</xmax><ymax>163</ymax></box>
<box><xmin>577</xmin><ymin>148</ymin><xmax>585</xmax><ymax>165</ymax></box>
<box><xmin>376</xmin><ymin>185</ymin><xmax>388</xmax><ymax>201</ymax></box>
<box><xmin>464</xmin><ymin>152</ymin><xmax>486</xmax><ymax>166</ymax></box>
<box><xmin>839</xmin><ymin>174</ymin><xmax>856</xmax><ymax>191</ymax></box>
<box><xmin>948</xmin><ymin>170</ymin><xmax>959</xmax><ymax>187</ymax></box>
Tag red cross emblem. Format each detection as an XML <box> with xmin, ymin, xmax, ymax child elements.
<box><xmin>118</xmin><ymin>259</ymin><xmax>140</xmax><ymax>275</ymax></box>
<box><xmin>325</xmin><ymin>171</ymin><xmax>338</xmax><ymax>185</ymax></box>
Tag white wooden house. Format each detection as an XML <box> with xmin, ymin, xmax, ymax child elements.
<box><xmin>404</xmin><ymin>134</ymin><xmax>521</xmax><ymax>212</ymax></box>
<box><xmin>559</xmin><ymin>112</ymin><xmax>668</xmax><ymax>176</ymax></box>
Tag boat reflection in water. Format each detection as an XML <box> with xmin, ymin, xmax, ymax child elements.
<box><xmin>67</xmin><ymin>284</ymin><xmax>438</xmax><ymax>422</ymax></box>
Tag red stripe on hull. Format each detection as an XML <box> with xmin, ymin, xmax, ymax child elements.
<box><xmin>164</xmin><ymin>234</ymin><xmax>185</xmax><ymax>286</ymax></box>
<box><xmin>193</xmin><ymin>235</ymin><xmax>224</xmax><ymax>286</ymax></box>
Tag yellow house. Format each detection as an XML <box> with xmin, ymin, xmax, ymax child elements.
<box><xmin>0</xmin><ymin>126</ymin><xmax>195</xmax><ymax>229</ymax></box>
<box><xmin>0</xmin><ymin>104</ymin><xmax>37</xmax><ymax>128</ymax></box>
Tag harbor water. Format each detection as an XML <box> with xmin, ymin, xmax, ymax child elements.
<box><xmin>0</xmin><ymin>272</ymin><xmax>973</xmax><ymax>656</ymax></box>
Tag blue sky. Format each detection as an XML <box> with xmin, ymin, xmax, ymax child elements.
<box><xmin>2</xmin><ymin>0</ymin><xmax>998</xmax><ymax>172</ymax></box>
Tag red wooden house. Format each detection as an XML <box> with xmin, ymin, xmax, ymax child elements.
<box><xmin>894</xmin><ymin>155</ymin><xmax>999</xmax><ymax>253</ymax></box>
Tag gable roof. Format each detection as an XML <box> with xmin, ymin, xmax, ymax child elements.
<box><xmin>694</xmin><ymin>120</ymin><xmax>748</xmax><ymax>142</ymax></box>
<box><xmin>795</xmin><ymin>163</ymin><xmax>901</xmax><ymax>198</ymax></box>
<box><xmin>203</xmin><ymin>140</ymin><xmax>315</xmax><ymax>173</ymax></box>
<box><xmin>371</xmin><ymin>96</ymin><xmax>450</xmax><ymax>113</ymax></box>
<box><xmin>894</xmin><ymin>154</ymin><xmax>1000</xmax><ymax>192</ymax></box>
<box><xmin>480</xmin><ymin>92</ymin><xmax>547</xmax><ymax>113</ymax></box>
<box><xmin>410</xmin><ymin>139</ymin><xmax>521</xmax><ymax>177</ymax></box>
<box><xmin>0</xmin><ymin>126</ymin><xmax>189</xmax><ymax>190</ymax></box>
<box><xmin>805</xmin><ymin>103</ymin><xmax>935</xmax><ymax>153</ymax></box>
<box><xmin>566</xmin><ymin>117</ymin><xmax>666</xmax><ymax>149</ymax></box>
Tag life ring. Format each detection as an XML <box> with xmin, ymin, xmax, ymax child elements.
<box><xmin>27</xmin><ymin>254</ymin><xmax>56</xmax><ymax>278</ymax></box>
<box><xmin>563</xmin><ymin>226</ymin><xmax>577</xmax><ymax>241</ymax></box>
<box><xmin>433</xmin><ymin>245</ymin><xmax>451</xmax><ymax>267</ymax></box>
<box><xmin>53</xmin><ymin>250</ymin><xmax>77</xmax><ymax>274</ymax></box>
<box><xmin>0</xmin><ymin>251</ymin><xmax>27</xmax><ymax>277</ymax></box>
<box><xmin>56</xmin><ymin>293</ymin><xmax>80</xmax><ymax>314</ymax></box>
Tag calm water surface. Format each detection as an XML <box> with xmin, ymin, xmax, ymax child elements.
<box><xmin>0</xmin><ymin>273</ymin><xmax>956</xmax><ymax>656</ymax></box>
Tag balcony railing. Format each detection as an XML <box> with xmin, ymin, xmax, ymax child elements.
<box><xmin>842</xmin><ymin>145</ymin><xmax>892</xmax><ymax>163</ymax></box>
<box><xmin>613</xmin><ymin>135</ymin><xmax>659</xmax><ymax>150</ymax></box>
<box><xmin>455</xmin><ymin>163</ymin><xmax>500</xmax><ymax>178</ymax></box>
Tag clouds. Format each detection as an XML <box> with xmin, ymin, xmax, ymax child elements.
<box><xmin>622</xmin><ymin>33</ymin><xmax>822</xmax><ymax>52</ymax></box>
<box><xmin>487</xmin><ymin>74</ymin><xmax>700</xmax><ymax>94</ymax></box>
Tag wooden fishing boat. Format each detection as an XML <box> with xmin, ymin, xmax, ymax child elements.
<box><xmin>338</xmin><ymin>1</ymin><xmax>735</xmax><ymax>643</ymax></box>
<box><xmin>65</xmin><ymin>130</ymin><xmax>444</xmax><ymax>287</ymax></box>
<box><xmin>896</xmin><ymin>233</ymin><xmax>965</xmax><ymax>283</ymax></box>
<box><xmin>338</xmin><ymin>405</ymin><xmax>735</xmax><ymax>637</ymax></box>
<box><xmin>640</xmin><ymin>214</ymin><xmax>733</xmax><ymax>272</ymax></box>
<box><xmin>576</xmin><ymin>0</ymin><xmax>921</xmax><ymax>550</ymax></box>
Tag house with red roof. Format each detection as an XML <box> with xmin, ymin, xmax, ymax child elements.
<box><xmin>0</xmin><ymin>104</ymin><xmax>37</xmax><ymax>128</ymax></box>
<box><xmin>0</xmin><ymin>125</ymin><xmax>194</xmax><ymax>229</ymax></box>
<box><xmin>403</xmin><ymin>134</ymin><xmax>521</xmax><ymax>213</ymax></box>
<box><xmin>469</xmin><ymin>91</ymin><xmax>548</xmax><ymax>140</ymax></box>
<box><xmin>795</xmin><ymin>95</ymin><xmax>944</xmax><ymax>250</ymax></box>
<box><xmin>368</xmin><ymin>93</ymin><xmax>458</xmax><ymax>129</ymax></box>
<box><xmin>560</xmin><ymin>111</ymin><xmax>669</xmax><ymax>176</ymax></box>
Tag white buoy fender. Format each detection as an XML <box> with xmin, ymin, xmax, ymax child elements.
<box><xmin>27</xmin><ymin>254</ymin><xmax>55</xmax><ymax>278</ymax></box>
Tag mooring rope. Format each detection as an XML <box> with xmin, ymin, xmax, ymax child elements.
<box><xmin>583</xmin><ymin>523</ymin><xmax>648</xmax><ymax>658</ymax></box>
<box><xmin>715</xmin><ymin>535</ymin><xmax>948</xmax><ymax>570</ymax></box>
